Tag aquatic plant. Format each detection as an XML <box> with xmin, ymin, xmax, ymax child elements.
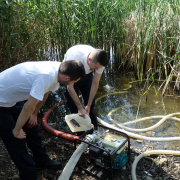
<box><xmin>0</xmin><ymin>0</ymin><xmax>179</xmax><ymax>93</ymax></box>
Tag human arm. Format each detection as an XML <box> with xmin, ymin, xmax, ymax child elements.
<box><xmin>67</xmin><ymin>84</ymin><xmax>86</xmax><ymax>118</ymax></box>
<box><xmin>27</xmin><ymin>91</ymin><xmax>51</xmax><ymax>128</ymax></box>
<box><xmin>85</xmin><ymin>72</ymin><xmax>102</xmax><ymax>114</ymax></box>
<box><xmin>12</xmin><ymin>96</ymin><xmax>39</xmax><ymax>139</ymax></box>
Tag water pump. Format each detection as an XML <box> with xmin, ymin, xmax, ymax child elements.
<box><xmin>74</xmin><ymin>124</ymin><xmax>130</xmax><ymax>180</ymax></box>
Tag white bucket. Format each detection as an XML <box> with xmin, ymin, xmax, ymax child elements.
<box><xmin>65</xmin><ymin>114</ymin><xmax>94</xmax><ymax>132</ymax></box>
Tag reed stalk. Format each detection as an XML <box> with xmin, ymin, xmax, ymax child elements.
<box><xmin>0</xmin><ymin>0</ymin><xmax>179</xmax><ymax>94</ymax></box>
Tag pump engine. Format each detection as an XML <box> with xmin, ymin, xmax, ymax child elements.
<box><xmin>74</xmin><ymin>124</ymin><xmax>130</xmax><ymax>180</ymax></box>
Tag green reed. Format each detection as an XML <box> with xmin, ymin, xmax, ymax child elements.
<box><xmin>0</xmin><ymin>0</ymin><xmax>179</xmax><ymax>91</ymax></box>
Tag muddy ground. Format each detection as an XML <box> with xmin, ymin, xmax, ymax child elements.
<box><xmin>0</xmin><ymin>124</ymin><xmax>180</xmax><ymax>180</ymax></box>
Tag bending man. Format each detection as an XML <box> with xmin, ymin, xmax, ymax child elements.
<box><xmin>0</xmin><ymin>60</ymin><xmax>85</xmax><ymax>180</ymax></box>
<box><xmin>63</xmin><ymin>44</ymin><xmax>109</xmax><ymax>129</ymax></box>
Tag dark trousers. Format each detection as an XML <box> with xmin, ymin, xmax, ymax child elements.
<box><xmin>0</xmin><ymin>102</ymin><xmax>49</xmax><ymax>180</ymax></box>
<box><xmin>63</xmin><ymin>72</ymin><xmax>98</xmax><ymax>129</ymax></box>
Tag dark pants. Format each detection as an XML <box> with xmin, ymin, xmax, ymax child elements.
<box><xmin>63</xmin><ymin>72</ymin><xmax>98</xmax><ymax>129</ymax></box>
<box><xmin>0</xmin><ymin>102</ymin><xmax>49</xmax><ymax>180</ymax></box>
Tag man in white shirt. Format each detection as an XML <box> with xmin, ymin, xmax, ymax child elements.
<box><xmin>0</xmin><ymin>60</ymin><xmax>85</xmax><ymax>180</ymax></box>
<box><xmin>63</xmin><ymin>44</ymin><xmax>109</xmax><ymax>130</ymax></box>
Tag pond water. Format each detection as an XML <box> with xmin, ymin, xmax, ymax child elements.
<box><xmin>39</xmin><ymin>55</ymin><xmax>180</xmax><ymax>152</ymax></box>
<box><xmin>96</xmin><ymin>63</ymin><xmax>180</xmax><ymax>151</ymax></box>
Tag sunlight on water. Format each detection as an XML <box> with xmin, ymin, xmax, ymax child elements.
<box><xmin>96</xmin><ymin>61</ymin><xmax>180</xmax><ymax>150</ymax></box>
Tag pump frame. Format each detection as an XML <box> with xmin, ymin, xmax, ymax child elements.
<box><xmin>74</xmin><ymin>124</ymin><xmax>130</xmax><ymax>180</ymax></box>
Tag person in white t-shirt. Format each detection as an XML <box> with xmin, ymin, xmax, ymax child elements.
<box><xmin>0</xmin><ymin>60</ymin><xmax>85</xmax><ymax>180</ymax></box>
<box><xmin>63</xmin><ymin>44</ymin><xmax>109</xmax><ymax>130</ymax></box>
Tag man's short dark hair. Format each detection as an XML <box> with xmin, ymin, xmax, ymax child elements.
<box><xmin>91</xmin><ymin>49</ymin><xmax>109</xmax><ymax>67</ymax></box>
<box><xmin>59</xmin><ymin>60</ymin><xmax>85</xmax><ymax>81</ymax></box>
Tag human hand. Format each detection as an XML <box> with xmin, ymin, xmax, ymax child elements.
<box><xmin>78</xmin><ymin>108</ymin><xmax>86</xmax><ymax>118</ymax></box>
<box><xmin>12</xmin><ymin>128</ymin><xmax>26</xmax><ymax>139</ymax></box>
<box><xmin>85</xmin><ymin>105</ymin><xmax>90</xmax><ymax>116</ymax></box>
<box><xmin>27</xmin><ymin>114</ymin><xmax>37</xmax><ymax>128</ymax></box>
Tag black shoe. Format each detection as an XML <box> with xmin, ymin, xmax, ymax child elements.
<box><xmin>36</xmin><ymin>159</ymin><xmax>62</xmax><ymax>170</ymax></box>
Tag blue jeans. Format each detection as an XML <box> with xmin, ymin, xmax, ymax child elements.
<box><xmin>0</xmin><ymin>102</ymin><xmax>49</xmax><ymax>180</ymax></box>
<box><xmin>63</xmin><ymin>72</ymin><xmax>98</xmax><ymax>129</ymax></box>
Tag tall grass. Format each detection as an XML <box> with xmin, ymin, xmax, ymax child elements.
<box><xmin>115</xmin><ymin>0</ymin><xmax>180</xmax><ymax>81</ymax></box>
<box><xmin>0</xmin><ymin>0</ymin><xmax>180</xmax><ymax>92</ymax></box>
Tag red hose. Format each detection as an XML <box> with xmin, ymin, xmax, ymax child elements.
<box><xmin>42</xmin><ymin>100</ymin><xmax>80</xmax><ymax>143</ymax></box>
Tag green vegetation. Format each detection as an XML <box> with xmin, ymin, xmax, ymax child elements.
<box><xmin>0</xmin><ymin>0</ymin><xmax>180</xmax><ymax>89</ymax></box>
